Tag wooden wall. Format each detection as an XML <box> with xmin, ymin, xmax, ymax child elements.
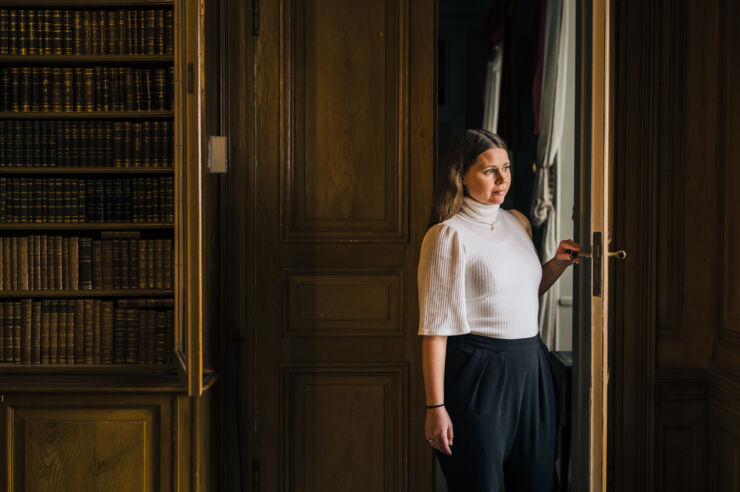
<box><xmin>613</xmin><ymin>0</ymin><xmax>740</xmax><ymax>490</ymax></box>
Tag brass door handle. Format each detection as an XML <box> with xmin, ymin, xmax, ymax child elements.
<box><xmin>570</xmin><ymin>250</ymin><xmax>627</xmax><ymax>260</ymax></box>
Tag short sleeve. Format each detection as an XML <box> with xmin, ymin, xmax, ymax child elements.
<box><xmin>417</xmin><ymin>223</ymin><xmax>470</xmax><ymax>336</ymax></box>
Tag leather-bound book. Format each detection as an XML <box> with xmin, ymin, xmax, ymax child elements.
<box><xmin>31</xmin><ymin>299</ymin><xmax>41</xmax><ymax>363</ymax></box>
<box><xmin>40</xmin><ymin>299</ymin><xmax>50</xmax><ymax>363</ymax></box>
<box><xmin>101</xmin><ymin>300</ymin><xmax>113</xmax><ymax>364</ymax></box>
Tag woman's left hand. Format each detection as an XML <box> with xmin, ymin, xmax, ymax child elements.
<box><xmin>555</xmin><ymin>239</ymin><xmax>581</xmax><ymax>266</ymax></box>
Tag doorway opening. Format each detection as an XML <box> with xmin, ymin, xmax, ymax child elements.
<box><xmin>436</xmin><ymin>0</ymin><xmax>577</xmax><ymax>488</ymax></box>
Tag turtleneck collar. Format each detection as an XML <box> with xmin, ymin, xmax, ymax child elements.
<box><xmin>460</xmin><ymin>196</ymin><xmax>501</xmax><ymax>224</ymax></box>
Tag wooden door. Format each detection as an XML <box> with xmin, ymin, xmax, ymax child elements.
<box><xmin>572</xmin><ymin>0</ymin><xmax>615</xmax><ymax>490</ymax></box>
<box><xmin>241</xmin><ymin>0</ymin><xmax>436</xmax><ymax>490</ymax></box>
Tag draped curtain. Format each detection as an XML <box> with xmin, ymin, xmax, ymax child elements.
<box><xmin>531</xmin><ymin>0</ymin><xmax>570</xmax><ymax>349</ymax></box>
<box><xmin>482</xmin><ymin>43</ymin><xmax>504</xmax><ymax>133</ymax></box>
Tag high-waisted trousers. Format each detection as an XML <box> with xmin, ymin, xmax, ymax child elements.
<box><xmin>435</xmin><ymin>334</ymin><xmax>558</xmax><ymax>492</ymax></box>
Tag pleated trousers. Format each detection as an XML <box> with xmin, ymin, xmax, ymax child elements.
<box><xmin>435</xmin><ymin>333</ymin><xmax>559</xmax><ymax>492</ymax></box>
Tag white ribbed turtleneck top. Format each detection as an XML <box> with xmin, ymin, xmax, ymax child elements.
<box><xmin>417</xmin><ymin>197</ymin><xmax>542</xmax><ymax>339</ymax></box>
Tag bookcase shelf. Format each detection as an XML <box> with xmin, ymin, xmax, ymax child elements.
<box><xmin>0</xmin><ymin>166</ymin><xmax>174</xmax><ymax>174</ymax></box>
<box><xmin>0</xmin><ymin>111</ymin><xmax>174</xmax><ymax>119</ymax></box>
<box><xmin>0</xmin><ymin>1</ymin><xmax>174</xmax><ymax>6</ymax></box>
<box><xmin>0</xmin><ymin>55</ymin><xmax>175</xmax><ymax>65</ymax></box>
<box><xmin>0</xmin><ymin>0</ymin><xmax>185</xmax><ymax>386</ymax></box>
<box><xmin>0</xmin><ymin>223</ymin><xmax>174</xmax><ymax>230</ymax></box>
<box><xmin>0</xmin><ymin>289</ymin><xmax>174</xmax><ymax>298</ymax></box>
<box><xmin>0</xmin><ymin>362</ymin><xmax>178</xmax><ymax>374</ymax></box>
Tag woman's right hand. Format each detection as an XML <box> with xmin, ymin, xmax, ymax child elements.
<box><xmin>425</xmin><ymin>406</ymin><xmax>454</xmax><ymax>455</ymax></box>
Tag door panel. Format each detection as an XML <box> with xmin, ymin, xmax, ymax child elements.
<box><xmin>282</xmin><ymin>0</ymin><xmax>407</xmax><ymax>241</ymax></box>
<box><xmin>0</xmin><ymin>393</ymin><xmax>172</xmax><ymax>492</ymax></box>
<box><xmin>251</xmin><ymin>0</ymin><xmax>434</xmax><ymax>490</ymax></box>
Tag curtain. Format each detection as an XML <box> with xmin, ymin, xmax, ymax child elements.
<box><xmin>531</xmin><ymin>0</ymin><xmax>570</xmax><ymax>349</ymax></box>
<box><xmin>482</xmin><ymin>43</ymin><xmax>504</xmax><ymax>133</ymax></box>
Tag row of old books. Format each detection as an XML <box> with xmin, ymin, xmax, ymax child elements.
<box><xmin>0</xmin><ymin>120</ymin><xmax>173</xmax><ymax>168</ymax></box>
<box><xmin>0</xmin><ymin>9</ymin><xmax>174</xmax><ymax>56</ymax></box>
<box><xmin>0</xmin><ymin>66</ymin><xmax>174</xmax><ymax>112</ymax></box>
<box><xmin>0</xmin><ymin>176</ymin><xmax>175</xmax><ymax>223</ymax></box>
<box><xmin>0</xmin><ymin>234</ymin><xmax>173</xmax><ymax>291</ymax></box>
<box><xmin>0</xmin><ymin>298</ymin><xmax>173</xmax><ymax>365</ymax></box>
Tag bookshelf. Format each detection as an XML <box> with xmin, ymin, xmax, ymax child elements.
<box><xmin>0</xmin><ymin>1</ymin><xmax>180</xmax><ymax>372</ymax></box>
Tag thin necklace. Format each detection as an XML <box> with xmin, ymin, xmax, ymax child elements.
<box><xmin>466</xmin><ymin>212</ymin><xmax>502</xmax><ymax>230</ymax></box>
<box><xmin>488</xmin><ymin>214</ymin><xmax>501</xmax><ymax>231</ymax></box>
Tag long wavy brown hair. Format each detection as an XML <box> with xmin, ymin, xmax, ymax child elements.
<box><xmin>432</xmin><ymin>129</ymin><xmax>510</xmax><ymax>224</ymax></box>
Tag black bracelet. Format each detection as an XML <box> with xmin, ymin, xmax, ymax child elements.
<box><xmin>425</xmin><ymin>403</ymin><xmax>445</xmax><ymax>409</ymax></box>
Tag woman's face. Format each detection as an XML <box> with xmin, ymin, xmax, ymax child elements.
<box><xmin>462</xmin><ymin>147</ymin><xmax>511</xmax><ymax>205</ymax></box>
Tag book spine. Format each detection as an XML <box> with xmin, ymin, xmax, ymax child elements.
<box><xmin>101</xmin><ymin>300</ymin><xmax>113</xmax><ymax>364</ymax></box>
<box><xmin>7</xmin><ymin>10</ymin><xmax>16</xmax><ymax>56</ymax></box>
<box><xmin>83</xmin><ymin>298</ymin><xmax>93</xmax><ymax>363</ymax></box>
<box><xmin>31</xmin><ymin>299</ymin><xmax>40</xmax><ymax>363</ymax></box>
<box><xmin>21</xmin><ymin>298</ymin><xmax>31</xmax><ymax>364</ymax></box>
<box><xmin>17</xmin><ymin>10</ymin><xmax>26</xmax><ymax>56</ymax></box>
<box><xmin>79</xmin><ymin>237</ymin><xmax>92</xmax><ymax>289</ymax></box>
<box><xmin>125</xmin><ymin>307</ymin><xmax>137</xmax><ymax>363</ymax></box>
<box><xmin>61</xmin><ymin>236</ymin><xmax>69</xmax><ymax>289</ymax></box>
<box><xmin>65</xmin><ymin>299</ymin><xmax>74</xmax><ymax>364</ymax></box>
<box><xmin>18</xmin><ymin>236</ymin><xmax>28</xmax><ymax>290</ymax></box>
<box><xmin>165</xmin><ymin>9</ymin><xmax>174</xmax><ymax>55</ymax></box>
<box><xmin>40</xmin><ymin>299</ymin><xmax>49</xmax><ymax>363</ymax></box>
<box><xmin>57</xmin><ymin>297</ymin><xmax>66</xmax><ymax>364</ymax></box>
<box><xmin>54</xmin><ymin>235</ymin><xmax>62</xmax><ymax>290</ymax></box>
<box><xmin>92</xmin><ymin>239</ymin><xmax>102</xmax><ymax>289</ymax></box>
<box><xmin>113</xmin><ymin>306</ymin><xmax>125</xmax><ymax>363</ymax></box>
<box><xmin>141</xmin><ymin>308</ymin><xmax>150</xmax><ymax>363</ymax></box>
<box><xmin>62</xmin><ymin>10</ymin><xmax>72</xmax><ymax>55</ymax></box>
<box><xmin>40</xmin><ymin>235</ymin><xmax>48</xmax><ymax>290</ymax></box>
<box><xmin>49</xmin><ymin>299</ymin><xmax>57</xmax><ymax>364</ymax></box>
<box><xmin>74</xmin><ymin>299</ymin><xmax>83</xmax><ymax>363</ymax></box>
<box><xmin>102</xmin><ymin>239</ymin><xmax>113</xmax><ymax>289</ymax></box>
<box><xmin>3</xmin><ymin>303</ymin><xmax>11</xmax><ymax>361</ymax></box>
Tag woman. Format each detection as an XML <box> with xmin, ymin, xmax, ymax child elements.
<box><xmin>418</xmin><ymin>129</ymin><xmax>580</xmax><ymax>491</ymax></box>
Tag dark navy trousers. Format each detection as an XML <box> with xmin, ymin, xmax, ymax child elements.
<box><xmin>435</xmin><ymin>334</ymin><xmax>559</xmax><ymax>492</ymax></box>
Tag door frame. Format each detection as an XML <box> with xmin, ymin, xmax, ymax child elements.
<box><xmin>573</xmin><ymin>0</ymin><xmax>612</xmax><ymax>490</ymax></box>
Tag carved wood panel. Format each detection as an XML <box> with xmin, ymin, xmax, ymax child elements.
<box><xmin>281</xmin><ymin>0</ymin><xmax>408</xmax><ymax>241</ymax></box>
<box><xmin>284</xmin><ymin>269</ymin><xmax>402</xmax><ymax>336</ymax></box>
<box><xmin>0</xmin><ymin>393</ymin><xmax>171</xmax><ymax>492</ymax></box>
<box><xmin>655</xmin><ymin>391</ymin><xmax>707</xmax><ymax>492</ymax></box>
<box><xmin>282</xmin><ymin>364</ymin><xmax>406</xmax><ymax>492</ymax></box>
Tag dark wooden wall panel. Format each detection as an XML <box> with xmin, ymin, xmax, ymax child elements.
<box><xmin>284</xmin><ymin>269</ymin><xmax>402</xmax><ymax>336</ymax></box>
<box><xmin>615</xmin><ymin>0</ymin><xmax>740</xmax><ymax>489</ymax></box>
<box><xmin>718</xmin><ymin>0</ymin><xmax>740</xmax><ymax>364</ymax></box>
<box><xmin>282</xmin><ymin>365</ymin><xmax>406</xmax><ymax>492</ymax></box>
<box><xmin>282</xmin><ymin>0</ymin><xmax>408</xmax><ymax>241</ymax></box>
<box><xmin>0</xmin><ymin>393</ymin><xmax>172</xmax><ymax>492</ymax></box>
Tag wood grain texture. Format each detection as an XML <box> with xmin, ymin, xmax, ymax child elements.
<box><xmin>24</xmin><ymin>419</ymin><xmax>147</xmax><ymax>492</ymax></box>
<box><xmin>285</xmin><ymin>270</ymin><xmax>402</xmax><ymax>336</ymax></box>
<box><xmin>282</xmin><ymin>0</ymin><xmax>408</xmax><ymax>241</ymax></box>
<box><xmin>719</xmin><ymin>0</ymin><xmax>740</xmax><ymax>351</ymax></box>
<box><xmin>282</xmin><ymin>365</ymin><xmax>405</xmax><ymax>492</ymax></box>
<box><xmin>0</xmin><ymin>392</ymin><xmax>173</xmax><ymax>492</ymax></box>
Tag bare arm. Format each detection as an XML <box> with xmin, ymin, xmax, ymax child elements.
<box><xmin>539</xmin><ymin>257</ymin><xmax>570</xmax><ymax>296</ymax></box>
<box><xmin>509</xmin><ymin>209</ymin><xmax>581</xmax><ymax>296</ymax></box>
<box><xmin>421</xmin><ymin>335</ymin><xmax>454</xmax><ymax>455</ymax></box>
